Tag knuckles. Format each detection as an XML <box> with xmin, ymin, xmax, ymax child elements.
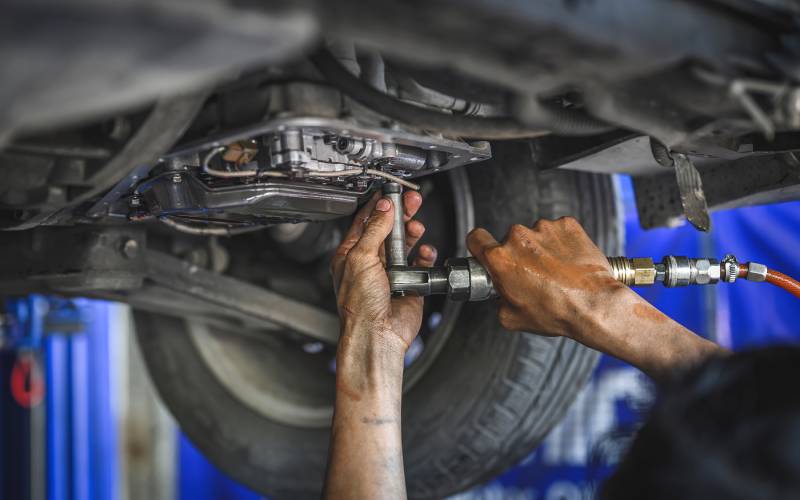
<box><xmin>345</xmin><ymin>247</ymin><xmax>371</xmax><ymax>267</ymax></box>
<box><xmin>556</xmin><ymin>216</ymin><xmax>581</xmax><ymax>231</ymax></box>
<box><xmin>483</xmin><ymin>244</ymin><xmax>508</xmax><ymax>265</ymax></box>
<box><xmin>508</xmin><ymin>223</ymin><xmax>530</xmax><ymax>239</ymax></box>
<box><xmin>497</xmin><ymin>305</ymin><xmax>519</xmax><ymax>331</ymax></box>
<box><xmin>533</xmin><ymin>216</ymin><xmax>581</xmax><ymax>233</ymax></box>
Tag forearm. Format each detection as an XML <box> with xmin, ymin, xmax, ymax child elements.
<box><xmin>567</xmin><ymin>286</ymin><xmax>727</xmax><ymax>380</ymax></box>
<box><xmin>324</xmin><ymin>327</ymin><xmax>408</xmax><ymax>500</ymax></box>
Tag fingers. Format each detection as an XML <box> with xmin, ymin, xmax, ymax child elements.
<box><xmin>403</xmin><ymin>190</ymin><xmax>423</xmax><ymax>221</ymax></box>
<box><xmin>342</xmin><ymin>192</ymin><xmax>381</xmax><ymax>249</ymax></box>
<box><xmin>405</xmin><ymin>220</ymin><xmax>426</xmax><ymax>254</ymax></box>
<box><xmin>333</xmin><ymin>189</ymin><xmax>426</xmax><ymax>291</ymax></box>
<box><xmin>331</xmin><ymin>193</ymin><xmax>380</xmax><ymax>287</ymax></box>
<box><xmin>350</xmin><ymin>197</ymin><xmax>395</xmax><ymax>258</ymax></box>
<box><xmin>412</xmin><ymin>244</ymin><xmax>437</xmax><ymax>267</ymax></box>
<box><xmin>467</xmin><ymin>228</ymin><xmax>500</xmax><ymax>264</ymax></box>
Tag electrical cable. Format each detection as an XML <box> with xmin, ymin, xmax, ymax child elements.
<box><xmin>299</xmin><ymin>168</ymin><xmax>419</xmax><ymax>190</ymax></box>
<box><xmin>202</xmin><ymin>147</ymin><xmax>287</xmax><ymax>179</ymax></box>
<box><xmin>298</xmin><ymin>169</ymin><xmax>363</xmax><ymax>178</ymax></box>
<box><xmin>363</xmin><ymin>169</ymin><xmax>420</xmax><ymax>190</ymax></box>
<box><xmin>203</xmin><ymin>147</ymin><xmax>259</xmax><ymax>178</ymax></box>
<box><xmin>310</xmin><ymin>47</ymin><xmax>615</xmax><ymax>138</ymax></box>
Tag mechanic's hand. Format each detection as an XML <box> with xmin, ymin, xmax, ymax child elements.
<box><xmin>331</xmin><ymin>191</ymin><xmax>437</xmax><ymax>353</ymax></box>
<box><xmin>467</xmin><ymin>217</ymin><xmax>624</xmax><ymax>339</ymax></box>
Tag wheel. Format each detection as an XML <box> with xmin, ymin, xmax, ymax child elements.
<box><xmin>134</xmin><ymin>145</ymin><xmax>622</xmax><ymax>499</ymax></box>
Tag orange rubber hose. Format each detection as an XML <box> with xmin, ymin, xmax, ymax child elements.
<box><xmin>737</xmin><ymin>263</ymin><xmax>747</xmax><ymax>278</ymax></box>
<box><xmin>765</xmin><ymin>269</ymin><xmax>800</xmax><ymax>299</ymax></box>
<box><xmin>737</xmin><ymin>263</ymin><xmax>800</xmax><ymax>298</ymax></box>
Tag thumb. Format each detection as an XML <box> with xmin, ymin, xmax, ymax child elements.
<box><xmin>351</xmin><ymin>197</ymin><xmax>394</xmax><ymax>257</ymax></box>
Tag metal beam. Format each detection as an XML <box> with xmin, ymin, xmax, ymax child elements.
<box><xmin>140</xmin><ymin>251</ymin><xmax>340</xmax><ymax>344</ymax></box>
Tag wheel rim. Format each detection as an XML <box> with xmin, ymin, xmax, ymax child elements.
<box><xmin>189</xmin><ymin>169</ymin><xmax>474</xmax><ymax>428</ymax></box>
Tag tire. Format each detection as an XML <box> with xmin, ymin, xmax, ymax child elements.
<box><xmin>134</xmin><ymin>144</ymin><xmax>622</xmax><ymax>499</ymax></box>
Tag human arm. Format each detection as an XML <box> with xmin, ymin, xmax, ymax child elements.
<box><xmin>325</xmin><ymin>191</ymin><xmax>437</xmax><ymax>499</ymax></box>
<box><xmin>467</xmin><ymin>218</ymin><xmax>726</xmax><ymax>381</ymax></box>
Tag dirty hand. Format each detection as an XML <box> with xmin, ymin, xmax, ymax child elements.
<box><xmin>467</xmin><ymin>217</ymin><xmax>625</xmax><ymax>339</ymax></box>
<box><xmin>331</xmin><ymin>191</ymin><xmax>437</xmax><ymax>355</ymax></box>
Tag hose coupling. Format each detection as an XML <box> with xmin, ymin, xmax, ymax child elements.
<box><xmin>662</xmin><ymin>256</ymin><xmax>721</xmax><ymax>287</ymax></box>
<box><xmin>608</xmin><ymin>256</ymin><xmax>722</xmax><ymax>287</ymax></box>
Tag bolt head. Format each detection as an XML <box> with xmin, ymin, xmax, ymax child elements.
<box><xmin>446</xmin><ymin>262</ymin><xmax>471</xmax><ymax>301</ymax></box>
<box><xmin>694</xmin><ymin>259</ymin><xmax>717</xmax><ymax>285</ymax></box>
<box><xmin>171</xmin><ymin>173</ymin><xmax>183</xmax><ymax>183</ymax></box>
<box><xmin>121</xmin><ymin>239</ymin><xmax>139</xmax><ymax>259</ymax></box>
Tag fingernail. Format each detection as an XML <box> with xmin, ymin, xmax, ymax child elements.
<box><xmin>376</xmin><ymin>198</ymin><xmax>391</xmax><ymax>212</ymax></box>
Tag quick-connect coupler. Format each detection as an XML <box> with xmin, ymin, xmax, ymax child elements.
<box><xmin>607</xmin><ymin>254</ymin><xmax>765</xmax><ymax>288</ymax></box>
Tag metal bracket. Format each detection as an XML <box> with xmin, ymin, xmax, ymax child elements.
<box><xmin>0</xmin><ymin>227</ymin><xmax>340</xmax><ymax>344</ymax></box>
<box><xmin>673</xmin><ymin>153</ymin><xmax>711</xmax><ymax>232</ymax></box>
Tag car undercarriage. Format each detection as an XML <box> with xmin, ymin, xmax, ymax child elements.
<box><xmin>2</xmin><ymin>0</ymin><xmax>799</xmax><ymax>497</ymax></box>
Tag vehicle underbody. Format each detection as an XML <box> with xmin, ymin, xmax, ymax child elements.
<box><xmin>2</xmin><ymin>0</ymin><xmax>799</xmax><ymax>497</ymax></box>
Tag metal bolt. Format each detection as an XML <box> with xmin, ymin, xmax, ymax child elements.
<box><xmin>171</xmin><ymin>173</ymin><xmax>183</xmax><ymax>183</ymax></box>
<box><xmin>129</xmin><ymin>196</ymin><xmax>142</xmax><ymax>208</ymax></box>
<box><xmin>122</xmin><ymin>239</ymin><xmax>139</xmax><ymax>259</ymax></box>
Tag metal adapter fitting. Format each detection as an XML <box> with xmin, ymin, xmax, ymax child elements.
<box><xmin>387</xmin><ymin>258</ymin><xmax>495</xmax><ymax>302</ymax></box>
<box><xmin>662</xmin><ymin>256</ymin><xmax>720</xmax><ymax>287</ymax></box>
<box><xmin>445</xmin><ymin>257</ymin><xmax>496</xmax><ymax>301</ymax></box>
<box><xmin>607</xmin><ymin>257</ymin><xmax>656</xmax><ymax>286</ymax></box>
<box><xmin>745</xmin><ymin>262</ymin><xmax>768</xmax><ymax>282</ymax></box>
<box><xmin>721</xmin><ymin>254</ymin><xmax>739</xmax><ymax>283</ymax></box>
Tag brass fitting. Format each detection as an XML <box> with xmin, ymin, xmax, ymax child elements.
<box><xmin>607</xmin><ymin>257</ymin><xmax>657</xmax><ymax>286</ymax></box>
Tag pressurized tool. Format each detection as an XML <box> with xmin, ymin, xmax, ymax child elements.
<box><xmin>382</xmin><ymin>183</ymin><xmax>800</xmax><ymax>301</ymax></box>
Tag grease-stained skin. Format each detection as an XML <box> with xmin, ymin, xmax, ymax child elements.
<box><xmin>325</xmin><ymin>204</ymin><xmax>727</xmax><ymax>499</ymax></box>
<box><xmin>467</xmin><ymin>218</ymin><xmax>727</xmax><ymax>380</ymax></box>
<box><xmin>325</xmin><ymin>191</ymin><xmax>436</xmax><ymax>500</ymax></box>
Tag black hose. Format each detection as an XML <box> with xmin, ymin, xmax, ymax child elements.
<box><xmin>310</xmin><ymin>48</ymin><xmax>615</xmax><ymax>139</ymax></box>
